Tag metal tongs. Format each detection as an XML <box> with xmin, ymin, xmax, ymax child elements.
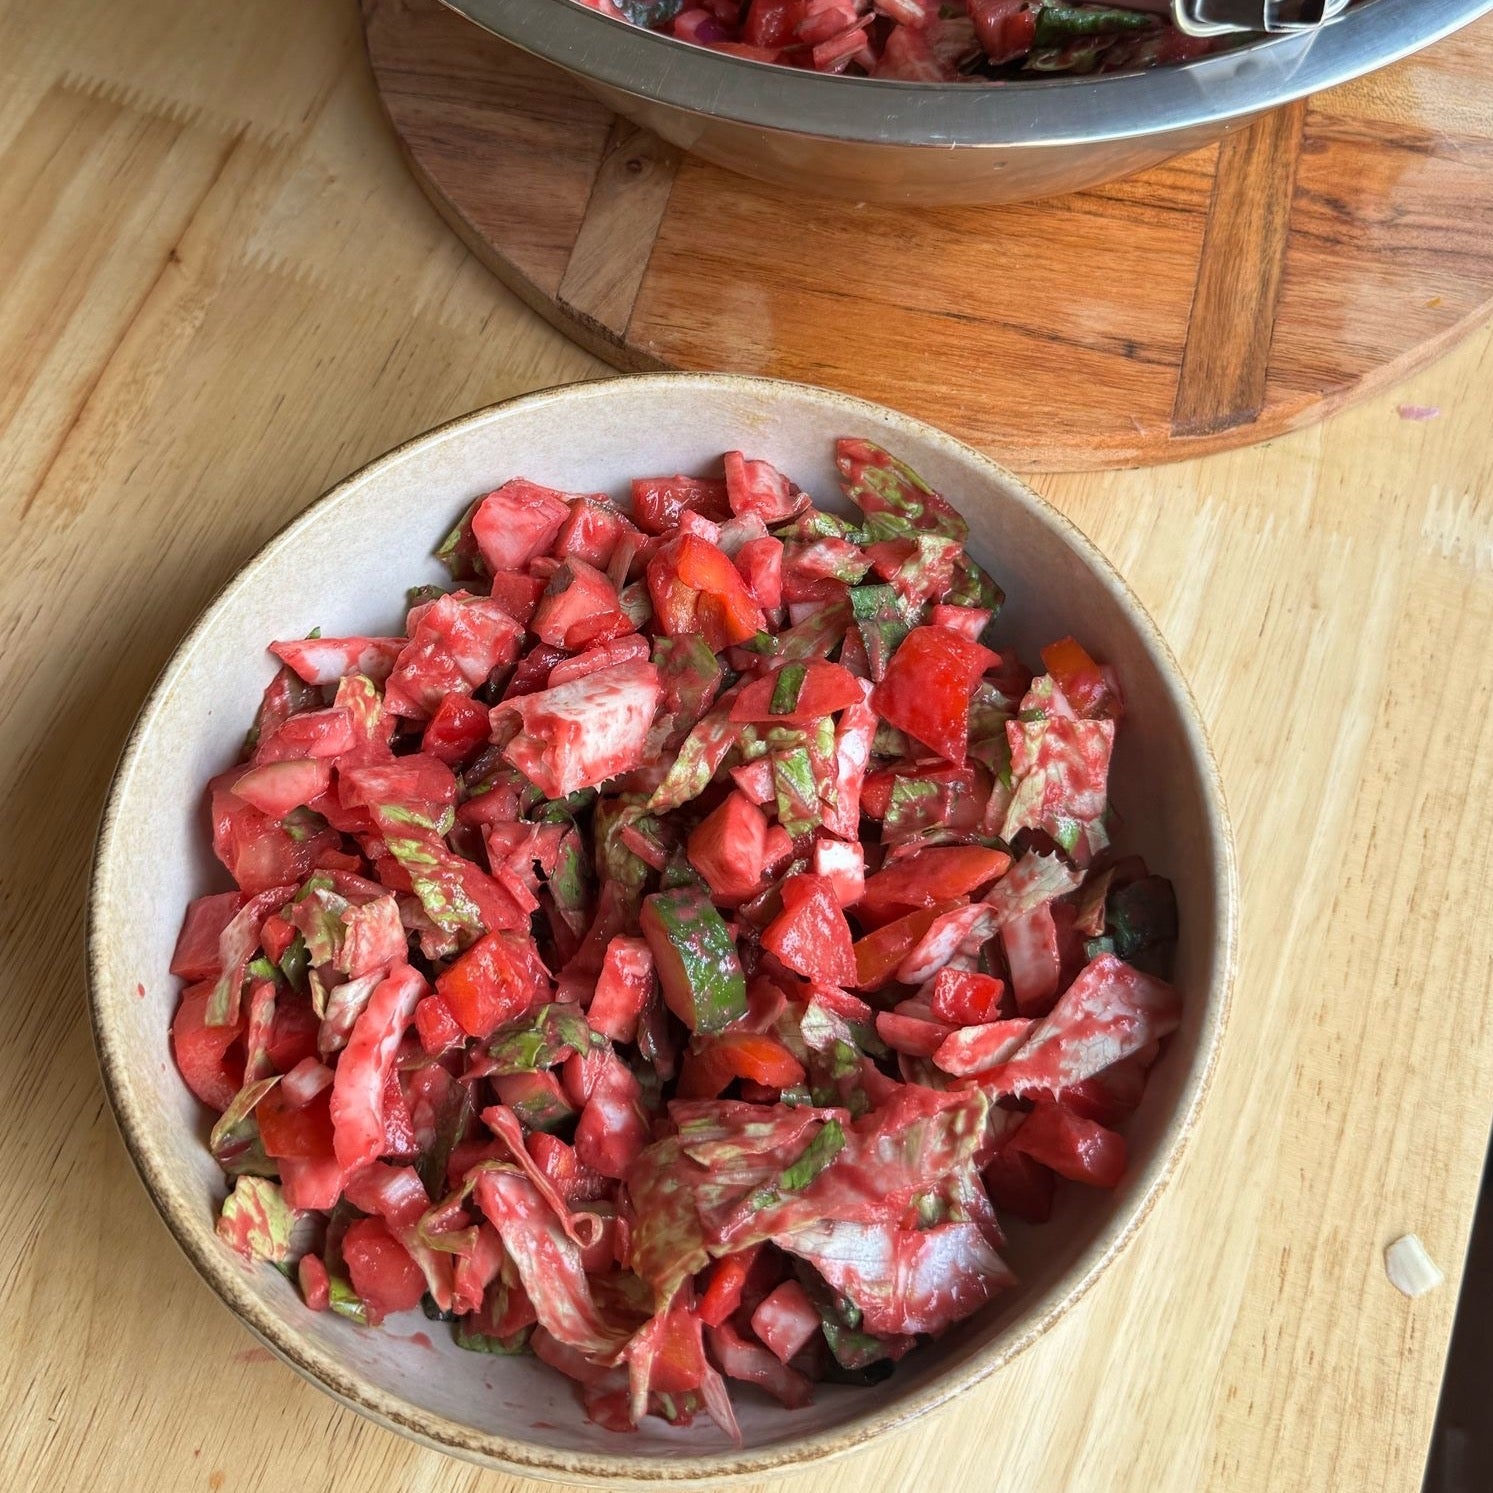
<box><xmin>1170</xmin><ymin>0</ymin><xmax>1353</xmax><ymax>35</ymax></box>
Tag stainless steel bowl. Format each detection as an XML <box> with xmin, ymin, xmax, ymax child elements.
<box><xmin>441</xmin><ymin>0</ymin><xmax>1492</xmax><ymax>203</ymax></box>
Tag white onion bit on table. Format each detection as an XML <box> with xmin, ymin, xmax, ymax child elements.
<box><xmin>1384</xmin><ymin>1234</ymin><xmax>1445</xmax><ymax>1298</ymax></box>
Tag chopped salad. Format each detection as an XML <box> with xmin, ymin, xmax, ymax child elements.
<box><xmin>173</xmin><ymin>436</ymin><xmax>1180</xmax><ymax>1437</ymax></box>
<box><xmin>575</xmin><ymin>0</ymin><xmax>1217</xmax><ymax>79</ymax></box>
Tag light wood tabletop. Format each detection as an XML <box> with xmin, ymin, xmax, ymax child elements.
<box><xmin>3</xmin><ymin>2</ymin><xmax>1492</xmax><ymax>1491</ymax></box>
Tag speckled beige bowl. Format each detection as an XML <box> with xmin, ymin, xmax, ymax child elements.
<box><xmin>89</xmin><ymin>374</ymin><xmax>1236</xmax><ymax>1485</ymax></box>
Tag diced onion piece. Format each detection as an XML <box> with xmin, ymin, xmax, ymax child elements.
<box><xmin>1384</xmin><ymin>1234</ymin><xmax>1444</xmax><ymax>1298</ymax></box>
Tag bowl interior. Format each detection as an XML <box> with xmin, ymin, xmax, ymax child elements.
<box><xmin>90</xmin><ymin>375</ymin><xmax>1233</xmax><ymax>1482</ymax></box>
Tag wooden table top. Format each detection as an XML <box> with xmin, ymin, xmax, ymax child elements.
<box><xmin>3</xmin><ymin>2</ymin><xmax>1491</xmax><ymax>1490</ymax></box>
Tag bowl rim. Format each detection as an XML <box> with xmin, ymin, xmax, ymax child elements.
<box><xmin>440</xmin><ymin>0</ymin><xmax>1493</xmax><ymax>148</ymax></box>
<box><xmin>88</xmin><ymin>371</ymin><xmax>1238</xmax><ymax>1486</ymax></box>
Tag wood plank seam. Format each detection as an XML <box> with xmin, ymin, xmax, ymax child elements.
<box><xmin>1171</xmin><ymin>102</ymin><xmax>1309</xmax><ymax>437</ymax></box>
<box><xmin>557</xmin><ymin>118</ymin><xmax>680</xmax><ymax>342</ymax></box>
<box><xmin>17</xmin><ymin>128</ymin><xmax>249</xmax><ymax>522</ymax></box>
<box><xmin>55</xmin><ymin>67</ymin><xmax>295</xmax><ymax>150</ymax></box>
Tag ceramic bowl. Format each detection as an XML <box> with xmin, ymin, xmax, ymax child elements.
<box><xmin>89</xmin><ymin>373</ymin><xmax>1236</xmax><ymax>1484</ymax></box>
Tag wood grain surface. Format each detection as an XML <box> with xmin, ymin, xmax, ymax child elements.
<box><xmin>364</xmin><ymin>0</ymin><xmax>1493</xmax><ymax>472</ymax></box>
<box><xmin>3</xmin><ymin>1</ymin><xmax>1493</xmax><ymax>1491</ymax></box>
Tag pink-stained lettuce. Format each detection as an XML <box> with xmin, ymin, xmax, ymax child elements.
<box><xmin>329</xmin><ymin>964</ymin><xmax>425</xmax><ymax>1171</ymax></box>
<box><xmin>978</xmin><ymin>954</ymin><xmax>1181</xmax><ymax>1098</ymax></box>
<box><xmin>472</xmin><ymin>1168</ymin><xmax>633</xmax><ymax>1359</ymax></box>
<box><xmin>217</xmin><ymin>1175</ymin><xmax>299</xmax><ymax>1263</ymax></box>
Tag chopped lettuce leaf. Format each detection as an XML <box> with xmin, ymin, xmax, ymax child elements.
<box><xmin>217</xmin><ymin>1175</ymin><xmax>298</xmax><ymax>1263</ymax></box>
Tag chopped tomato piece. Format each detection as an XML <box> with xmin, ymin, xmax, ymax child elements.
<box><xmin>574</xmin><ymin>1053</ymin><xmax>648</xmax><ymax>1180</ymax></box>
<box><xmin>687</xmin><ymin>791</ymin><xmax>768</xmax><ymax>901</ymax></box>
<box><xmin>735</xmin><ymin>535</ymin><xmax>784</xmax><ymax>611</ymax></box>
<box><xmin>170</xmin><ymin>892</ymin><xmax>246</xmax><ymax>981</ymax></box>
<box><xmin>532</xmin><ymin>557</ymin><xmax>631</xmax><ymax>651</ymax></box>
<box><xmin>170</xmin><ymin>983</ymin><xmax>245</xmax><ymax>1112</ymax></box>
<box><xmin>1008</xmin><ymin>1102</ymin><xmax>1127</xmax><ymax>1189</ymax></box>
<box><xmin>470</xmin><ymin>478</ymin><xmax>575</xmax><ymax>573</ymax></box>
<box><xmin>630</xmin><ymin>475</ymin><xmax>730</xmax><ymax>535</ymax></box>
<box><xmin>728</xmin><ymin>660</ymin><xmax>863</xmax><ymax>727</ymax></box>
<box><xmin>257</xmin><ymin>1086</ymin><xmax>336</xmax><ymax>1160</ymax></box>
<box><xmin>760</xmin><ymin>874</ymin><xmax>857</xmax><ymax>987</ymax></box>
<box><xmin>343</xmin><ymin>1216</ymin><xmax>426</xmax><ymax>1320</ymax></box>
<box><xmin>722</xmin><ymin>450</ymin><xmax>807</xmax><ymax>523</ymax></box>
<box><xmin>588</xmin><ymin>935</ymin><xmax>655</xmax><ymax>1044</ymax></box>
<box><xmin>928</xmin><ymin>967</ymin><xmax>1006</xmax><ymax>1026</ymax></box>
<box><xmin>422</xmin><ymin>692</ymin><xmax>491</xmax><ymax>766</ymax></box>
<box><xmin>435</xmin><ymin>931</ymin><xmax>549</xmax><ymax>1040</ymax></box>
<box><xmin>983</xmin><ymin>1147</ymin><xmax>1056</xmax><ymax>1223</ymax></box>
<box><xmin>870</xmin><ymin>626</ymin><xmax>999</xmax><ymax>765</ymax></box>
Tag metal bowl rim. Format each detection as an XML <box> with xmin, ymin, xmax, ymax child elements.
<box><xmin>441</xmin><ymin>0</ymin><xmax>1493</xmax><ymax>146</ymax></box>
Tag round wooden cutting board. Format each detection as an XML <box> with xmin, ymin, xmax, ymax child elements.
<box><xmin>363</xmin><ymin>0</ymin><xmax>1493</xmax><ymax>471</ymax></box>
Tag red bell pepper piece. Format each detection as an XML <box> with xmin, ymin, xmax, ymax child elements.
<box><xmin>698</xmin><ymin>1244</ymin><xmax>764</xmax><ymax>1328</ymax></box>
<box><xmin>648</xmin><ymin>533</ymin><xmax>767</xmax><ymax>652</ymax></box>
<box><xmin>858</xmin><ymin>845</ymin><xmax>1011</xmax><ymax>925</ymax></box>
<box><xmin>850</xmin><ymin>901</ymin><xmax>962</xmax><ymax>990</ymax></box>
<box><xmin>1041</xmin><ymin>636</ymin><xmax>1123</xmax><ymax>721</ymax></box>
<box><xmin>677</xmin><ymin>1031</ymin><xmax>807</xmax><ymax>1099</ymax></box>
